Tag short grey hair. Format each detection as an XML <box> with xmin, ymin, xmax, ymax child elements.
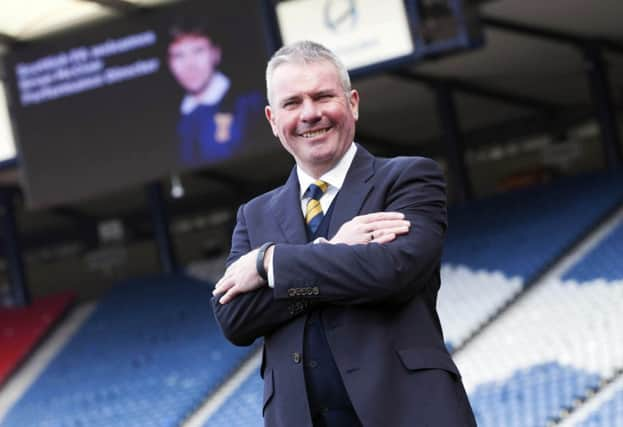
<box><xmin>265</xmin><ymin>40</ymin><xmax>351</xmax><ymax>106</ymax></box>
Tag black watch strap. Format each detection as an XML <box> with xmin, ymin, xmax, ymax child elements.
<box><xmin>256</xmin><ymin>242</ymin><xmax>274</xmax><ymax>281</ymax></box>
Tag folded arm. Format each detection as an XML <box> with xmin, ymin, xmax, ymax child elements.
<box><xmin>272</xmin><ymin>161</ymin><xmax>446</xmax><ymax>305</ymax></box>
<box><xmin>211</xmin><ymin>205</ymin><xmax>308</xmax><ymax>346</ymax></box>
<box><xmin>212</xmin><ymin>158</ymin><xmax>446</xmax><ymax>344</ymax></box>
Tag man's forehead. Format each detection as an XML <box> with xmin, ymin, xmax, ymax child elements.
<box><xmin>272</xmin><ymin>61</ymin><xmax>340</xmax><ymax>93</ymax></box>
<box><xmin>274</xmin><ymin>59</ymin><xmax>337</xmax><ymax>76</ymax></box>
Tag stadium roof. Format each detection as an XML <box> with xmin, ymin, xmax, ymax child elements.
<box><xmin>0</xmin><ymin>0</ymin><xmax>173</xmax><ymax>47</ymax></box>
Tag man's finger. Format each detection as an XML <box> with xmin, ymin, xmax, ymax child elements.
<box><xmin>365</xmin><ymin>212</ymin><xmax>405</xmax><ymax>222</ymax></box>
<box><xmin>366</xmin><ymin>219</ymin><xmax>410</xmax><ymax>231</ymax></box>
<box><xmin>219</xmin><ymin>285</ymin><xmax>241</xmax><ymax>304</ymax></box>
<box><xmin>213</xmin><ymin>277</ymin><xmax>235</xmax><ymax>295</ymax></box>
<box><xmin>374</xmin><ymin>233</ymin><xmax>396</xmax><ymax>244</ymax></box>
<box><xmin>376</xmin><ymin>226</ymin><xmax>410</xmax><ymax>236</ymax></box>
<box><xmin>358</xmin><ymin>212</ymin><xmax>404</xmax><ymax>223</ymax></box>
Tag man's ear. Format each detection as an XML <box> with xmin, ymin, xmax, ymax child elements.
<box><xmin>265</xmin><ymin>105</ymin><xmax>278</xmax><ymax>137</ymax></box>
<box><xmin>349</xmin><ymin>89</ymin><xmax>360</xmax><ymax>121</ymax></box>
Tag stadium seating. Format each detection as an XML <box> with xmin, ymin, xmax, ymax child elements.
<box><xmin>202</xmin><ymin>369</ymin><xmax>263</xmax><ymax>427</ymax></box>
<box><xmin>1</xmin><ymin>276</ymin><xmax>257</xmax><ymax>427</ymax></box>
<box><xmin>578</xmin><ymin>387</ymin><xmax>623</xmax><ymax>427</ymax></box>
<box><xmin>562</xmin><ymin>218</ymin><xmax>623</xmax><ymax>282</ymax></box>
<box><xmin>469</xmin><ymin>362</ymin><xmax>600</xmax><ymax>426</ymax></box>
<box><xmin>455</xmin><ymin>214</ymin><xmax>623</xmax><ymax>427</ymax></box>
<box><xmin>438</xmin><ymin>171</ymin><xmax>623</xmax><ymax>350</ymax></box>
<box><xmin>0</xmin><ymin>292</ymin><xmax>75</xmax><ymax>385</ymax></box>
<box><xmin>3</xmin><ymin>173</ymin><xmax>622</xmax><ymax>427</ymax></box>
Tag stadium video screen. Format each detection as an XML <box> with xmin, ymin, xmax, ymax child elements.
<box><xmin>4</xmin><ymin>0</ymin><xmax>273</xmax><ymax>208</ymax></box>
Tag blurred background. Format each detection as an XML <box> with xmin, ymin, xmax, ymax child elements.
<box><xmin>0</xmin><ymin>0</ymin><xmax>621</xmax><ymax>426</ymax></box>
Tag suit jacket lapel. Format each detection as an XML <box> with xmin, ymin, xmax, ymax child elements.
<box><xmin>273</xmin><ymin>167</ymin><xmax>308</xmax><ymax>244</ymax></box>
<box><xmin>328</xmin><ymin>144</ymin><xmax>376</xmax><ymax>237</ymax></box>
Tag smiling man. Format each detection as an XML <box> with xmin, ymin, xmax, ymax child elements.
<box><xmin>211</xmin><ymin>41</ymin><xmax>476</xmax><ymax>427</ymax></box>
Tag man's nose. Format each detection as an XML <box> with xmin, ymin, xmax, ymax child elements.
<box><xmin>300</xmin><ymin>99</ymin><xmax>321</xmax><ymax>122</ymax></box>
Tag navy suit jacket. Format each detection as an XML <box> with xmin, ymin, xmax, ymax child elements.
<box><xmin>212</xmin><ymin>145</ymin><xmax>476</xmax><ymax>427</ymax></box>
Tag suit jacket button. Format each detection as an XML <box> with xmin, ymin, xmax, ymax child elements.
<box><xmin>292</xmin><ymin>352</ymin><xmax>301</xmax><ymax>364</ymax></box>
<box><xmin>312</xmin><ymin>287</ymin><xmax>319</xmax><ymax>296</ymax></box>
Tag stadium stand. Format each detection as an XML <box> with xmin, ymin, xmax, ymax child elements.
<box><xmin>0</xmin><ymin>292</ymin><xmax>75</xmax><ymax>385</ymax></box>
<box><xmin>438</xmin><ymin>171</ymin><xmax>623</xmax><ymax>351</ymax></box>
<box><xmin>454</xmin><ymin>211</ymin><xmax>623</xmax><ymax>427</ymax></box>
<box><xmin>0</xmin><ymin>276</ymin><xmax>257</xmax><ymax>427</ymax></box>
<box><xmin>202</xmin><ymin>369</ymin><xmax>263</xmax><ymax>427</ymax></box>
<box><xmin>3</xmin><ymin>174</ymin><xmax>622</xmax><ymax>427</ymax></box>
<box><xmin>561</xmin><ymin>217</ymin><xmax>623</xmax><ymax>283</ymax></box>
<box><xmin>577</xmin><ymin>387</ymin><xmax>623</xmax><ymax>427</ymax></box>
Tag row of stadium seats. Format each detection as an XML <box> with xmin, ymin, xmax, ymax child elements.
<box><xmin>456</xmin><ymin>212</ymin><xmax>623</xmax><ymax>427</ymax></box>
<box><xmin>578</xmin><ymin>386</ymin><xmax>623</xmax><ymax>427</ymax></box>
<box><xmin>563</xmin><ymin>219</ymin><xmax>623</xmax><ymax>282</ymax></box>
<box><xmin>438</xmin><ymin>171</ymin><xmax>623</xmax><ymax>350</ymax></box>
<box><xmin>1</xmin><ymin>276</ymin><xmax>257</xmax><ymax>427</ymax></box>
<box><xmin>202</xmin><ymin>369</ymin><xmax>263</xmax><ymax>427</ymax></box>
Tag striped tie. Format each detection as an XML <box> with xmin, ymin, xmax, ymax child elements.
<box><xmin>304</xmin><ymin>180</ymin><xmax>329</xmax><ymax>235</ymax></box>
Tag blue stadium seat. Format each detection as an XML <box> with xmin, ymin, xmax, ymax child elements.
<box><xmin>1</xmin><ymin>275</ymin><xmax>258</xmax><ymax>427</ymax></box>
<box><xmin>438</xmin><ymin>171</ymin><xmax>623</xmax><ymax>349</ymax></box>
<box><xmin>578</xmin><ymin>388</ymin><xmax>623</xmax><ymax>427</ymax></box>
<box><xmin>469</xmin><ymin>362</ymin><xmax>600</xmax><ymax>427</ymax></box>
<box><xmin>563</xmin><ymin>220</ymin><xmax>623</xmax><ymax>282</ymax></box>
<box><xmin>202</xmin><ymin>370</ymin><xmax>263</xmax><ymax>427</ymax></box>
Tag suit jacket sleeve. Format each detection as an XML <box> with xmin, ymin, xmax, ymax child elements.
<box><xmin>211</xmin><ymin>205</ymin><xmax>315</xmax><ymax>346</ymax></box>
<box><xmin>272</xmin><ymin>157</ymin><xmax>447</xmax><ymax>306</ymax></box>
<box><xmin>212</xmin><ymin>157</ymin><xmax>446</xmax><ymax>345</ymax></box>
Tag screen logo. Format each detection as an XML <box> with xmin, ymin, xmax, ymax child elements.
<box><xmin>323</xmin><ymin>0</ymin><xmax>358</xmax><ymax>33</ymax></box>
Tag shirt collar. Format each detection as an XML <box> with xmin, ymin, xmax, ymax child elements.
<box><xmin>180</xmin><ymin>72</ymin><xmax>230</xmax><ymax>114</ymax></box>
<box><xmin>297</xmin><ymin>143</ymin><xmax>358</xmax><ymax>199</ymax></box>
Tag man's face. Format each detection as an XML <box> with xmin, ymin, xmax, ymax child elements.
<box><xmin>168</xmin><ymin>35</ymin><xmax>221</xmax><ymax>95</ymax></box>
<box><xmin>265</xmin><ymin>60</ymin><xmax>359</xmax><ymax>178</ymax></box>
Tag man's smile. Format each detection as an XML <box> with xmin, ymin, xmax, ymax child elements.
<box><xmin>300</xmin><ymin>127</ymin><xmax>332</xmax><ymax>139</ymax></box>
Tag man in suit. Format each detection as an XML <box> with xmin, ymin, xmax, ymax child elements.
<box><xmin>212</xmin><ymin>41</ymin><xmax>476</xmax><ymax>427</ymax></box>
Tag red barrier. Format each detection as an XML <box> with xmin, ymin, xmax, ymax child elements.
<box><xmin>0</xmin><ymin>292</ymin><xmax>76</xmax><ymax>385</ymax></box>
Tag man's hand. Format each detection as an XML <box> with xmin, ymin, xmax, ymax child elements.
<box><xmin>213</xmin><ymin>212</ymin><xmax>407</xmax><ymax>304</ymax></box>
<box><xmin>213</xmin><ymin>248</ymin><xmax>267</xmax><ymax>304</ymax></box>
<box><xmin>330</xmin><ymin>212</ymin><xmax>410</xmax><ymax>245</ymax></box>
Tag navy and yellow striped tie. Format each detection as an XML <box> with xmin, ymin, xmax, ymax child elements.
<box><xmin>304</xmin><ymin>180</ymin><xmax>329</xmax><ymax>234</ymax></box>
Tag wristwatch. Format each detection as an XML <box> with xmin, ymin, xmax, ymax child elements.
<box><xmin>256</xmin><ymin>241</ymin><xmax>274</xmax><ymax>281</ymax></box>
